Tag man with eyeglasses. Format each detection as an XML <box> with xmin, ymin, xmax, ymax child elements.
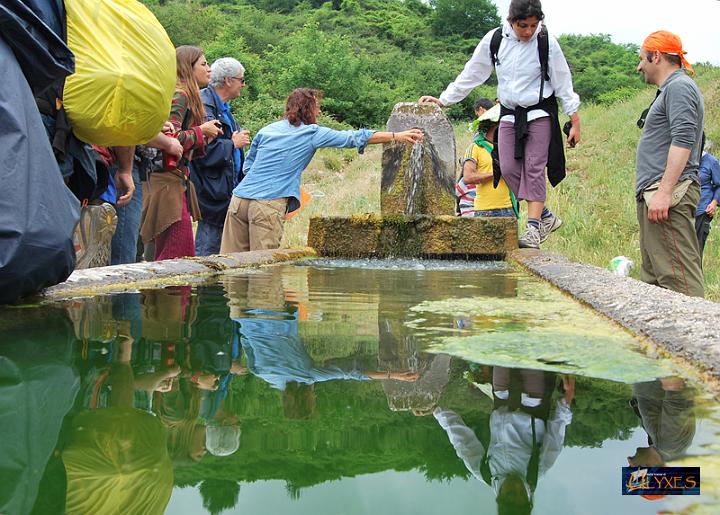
<box><xmin>634</xmin><ymin>31</ymin><xmax>704</xmax><ymax>297</ymax></box>
<box><xmin>191</xmin><ymin>57</ymin><xmax>252</xmax><ymax>256</ymax></box>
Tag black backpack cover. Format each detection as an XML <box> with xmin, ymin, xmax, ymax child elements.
<box><xmin>0</xmin><ymin>3</ymin><xmax>79</xmax><ymax>304</ymax></box>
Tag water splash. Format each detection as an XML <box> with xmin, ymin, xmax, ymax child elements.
<box><xmin>404</xmin><ymin>142</ymin><xmax>424</xmax><ymax>214</ymax></box>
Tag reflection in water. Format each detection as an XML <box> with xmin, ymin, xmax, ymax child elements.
<box><xmin>0</xmin><ymin>263</ymin><xmax>716</xmax><ymax>514</ymax></box>
<box><xmin>628</xmin><ymin>378</ymin><xmax>696</xmax><ymax>467</ymax></box>
<box><xmin>383</xmin><ymin>353</ymin><xmax>451</xmax><ymax>414</ymax></box>
<box><xmin>0</xmin><ymin>310</ymin><xmax>79</xmax><ymax>515</ymax></box>
<box><xmin>226</xmin><ymin>270</ymin><xmax>419</xmax><ymax>401</ymax></box>
<box><xmin>434</xmin><ymin>368</ymin><xmax>575</xmax><ymax>515</ymax></box>
<box><xmin>63</xmin><ymin>407</ymin><xmax>172</xmax><ymax>514</ymax></box>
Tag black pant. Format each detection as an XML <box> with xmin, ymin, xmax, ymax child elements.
<box><xmin>695</xmin><ymin>212</ymin><xmax>713</xmax><ymax>257</ymax></box>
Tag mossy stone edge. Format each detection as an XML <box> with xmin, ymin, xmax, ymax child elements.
<box><xmin>308</xmin><ymin>215</ymin><xmax>517</xmax><ymax>258</ymax></box>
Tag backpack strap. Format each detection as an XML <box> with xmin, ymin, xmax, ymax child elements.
<box><xmin>489</xmin><ymin>27</ymin><xmax>503</xmax><ymax>66</ymax></box>
<box><xmin>526</xmin><ymin>415</ymin><xmax>542</xmax><ymax>490</ymax></box>
<box><xmin>537</xmin><ymin>25</ymin><xmax>550</xmax><ymax>104</ymax></box>
<box><xmin>537</xmin><ymin>25</ymin><xmax>550</xmax><ymax>81</ymax></box>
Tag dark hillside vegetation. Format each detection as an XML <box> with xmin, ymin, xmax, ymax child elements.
<box><xmin>143</xmin><ymin>0</ymin><xmax>647</xmax><ymax>130</ymax></box>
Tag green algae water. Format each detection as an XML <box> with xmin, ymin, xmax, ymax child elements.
<box><xmin>1</xmin><ymin>260</ymin><xmax>719</xmax><ymax>515</ymax></box>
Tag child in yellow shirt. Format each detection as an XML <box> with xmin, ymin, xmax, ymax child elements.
<box><xmin>462</xmin><ymin>104</ymin><xmax>516</xmax><ymax>218</ymax></box>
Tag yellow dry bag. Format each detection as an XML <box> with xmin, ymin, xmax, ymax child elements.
<box><xmin>63</xmin><ymin>0</ymin><xmax>176</xmax><ymax>146</ymax></box>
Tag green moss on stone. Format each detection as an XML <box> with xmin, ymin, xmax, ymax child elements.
<box><xmin>308</xmin><ymin>215</ymin><xmax>516</xmax><ymax>258</ymax></box>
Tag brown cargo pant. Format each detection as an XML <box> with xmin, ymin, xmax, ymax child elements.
<box><xmin>220</xmin><ymin>196</ymin><xmax>288</xmax><ymax>253</ymax></box>
<box><xmin>636</xmin><ymin>182</ymin><xmax>704</xmax><ymax>298</ymax></box>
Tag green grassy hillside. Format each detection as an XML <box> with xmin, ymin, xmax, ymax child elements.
<box><xmin>145</xmin><ymin>1</ymin><xmax>645</xmax><ymax>130</ymax></box>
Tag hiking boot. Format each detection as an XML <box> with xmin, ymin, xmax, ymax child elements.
<box><xmin>539</xmin><ymin>212</ymin><xmax>563</xmax><ymax>243</ymax></box>
<box><xmin>73</xmin><ymin>202</ymin><xmax>118</xmax><ymax>269</ymax></box>
<box><xmin>518</xmin><ymin>224</ymin><xmax>542</xmax><ymax>249</ymax></box>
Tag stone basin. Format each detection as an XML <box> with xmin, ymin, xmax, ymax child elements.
<box><xmin>308</xmin><ymin>214</ymin><xmax>517</xmax><ymax>259</ymax></box>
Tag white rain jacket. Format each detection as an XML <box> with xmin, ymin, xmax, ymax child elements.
<box><xmin>433</xmin><ymin>396</ymin><xmax>572</xmax><ymax>497</ymax></box>
<box><xmin>438</xmin><ymin>21</ymin><xmax>580</xmax><ymax>124</ymax></box>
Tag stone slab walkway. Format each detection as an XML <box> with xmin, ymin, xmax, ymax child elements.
<box><xmin>43</xmin><ymin>248</ymin><xmax>315</xmax><ymax>299</ymax></box>
<box><xmin>511</xmin><ymin>249</ymin><xmax>720</xmax><ymax>380</ymax></box>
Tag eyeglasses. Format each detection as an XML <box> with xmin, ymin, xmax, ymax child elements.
<box><xmin>231</xmin><ymin>76</ymin><xmax>246</xmax><ymax>84</ymax></box>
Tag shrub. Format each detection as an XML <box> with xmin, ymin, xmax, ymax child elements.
<box><xmin>596</xmin><ymin>87</ymin><xmax>641</xmax><ymax>106</ymax></box>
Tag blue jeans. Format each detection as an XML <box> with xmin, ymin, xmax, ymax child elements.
<box><xmin>195</xmin><ymin>220</ymin><xmax>224</xmax><ymax>256</ymax></box>
<box><xmin>110</xmin><ymin>164</ymin><xmax>142</xmax><ymax>265</ymax></box>
<box><xmin>474</xmin><ymin>207</ymin><xmax>516</xmax><ymax>218</ymax></box>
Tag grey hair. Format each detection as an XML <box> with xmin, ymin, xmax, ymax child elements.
<box><xmin>210</xmin><ymin>57</ymin><xmax>245</xmax><ymax>88</ymax></box>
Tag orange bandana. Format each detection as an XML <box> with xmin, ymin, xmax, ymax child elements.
<box><xmin>642</xmin><ymin>31</ymin><xmax>694</xmax><ymax>75</ymax></box>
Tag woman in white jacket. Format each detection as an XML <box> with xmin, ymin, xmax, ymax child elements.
<box><xmin>433</xmin><ymin>368</ymin><xmax>575</xmax><ymax>514</ymax></box>
<box><xmin>420</xmin><ymin>0</ymin><xmax>581</xmax><ymax>249</ymax></box>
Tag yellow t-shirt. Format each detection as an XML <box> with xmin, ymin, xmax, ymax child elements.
<box><xmin>463</xmin><ymin>142</ymin><xmax>512</xmax><ymax>211</ymax></box>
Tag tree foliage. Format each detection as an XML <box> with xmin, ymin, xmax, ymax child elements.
<box><xmin>558</xmin><ymin>34</ymin><xmax>644</xmax><ymax>104</ymax></box>
<box><xmin>199</xmin><ymin>479</ymin><xmax>240</xmax><ymax>515</ymax></box>
<box><xmin>265</xmin><ymin>23</ymin><xmax>387</xmax><ymax>126</ymax></box>
<box><xmin>430</xmin><ymin>0</ymin><xmax>501</xmax><ymax>39</ymax></box>
<box><xmin>144</xmin><ymin>1</ymin><xmax>652</xmax><ymax>131</ymax></box>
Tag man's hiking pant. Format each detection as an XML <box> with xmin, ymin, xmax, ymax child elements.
<box><xmin>637</xmin><ymin>182</ymin><xmax>704</xmax><ymax>298</ymax></box>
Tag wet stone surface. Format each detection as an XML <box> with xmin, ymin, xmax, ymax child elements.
<box><xmin>381</xmin><ymin>103</ymin><xmax>456</xmax><ymax>216</ymax></box>
<box><xmin>41</xmin><ymin>248</ymin><xmax>316</xmax><ymax>300</ymax></box>
<box><xmin>385</xmin><ymin>102</ymin><xmax>456</xmax><ymax>181</ymax></box>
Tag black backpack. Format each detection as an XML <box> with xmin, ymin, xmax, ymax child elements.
<box><xmin>490</xmin><ymin>25</ymin><xmax>550</xmax><ymax>105</ymax></box>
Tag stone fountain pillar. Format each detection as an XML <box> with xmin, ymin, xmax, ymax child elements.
<box><xmin>307</xmin><ymin>103</ymin><xmax>517</xmax><ymax>258</ymax></box>
<box><xmin>381</xmin><ymin>103</ymin><xmax>456</xmax><ymax>216</ymax></box>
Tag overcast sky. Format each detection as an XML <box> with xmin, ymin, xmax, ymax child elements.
<box><xmin>492</xmin><ymin>0</ymin><xmax>720</xmax><ymax>65</ymax></box>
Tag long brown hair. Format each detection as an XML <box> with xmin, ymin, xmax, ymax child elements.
<box><xmin>284</xmin><ymin>88</ymin><xmax>323</xmax><ymax>126</ymax></box>
<box><xmin>175</xmin><ymin>45</ymin><xmax>206</xmax><ymax>127</ymax></box>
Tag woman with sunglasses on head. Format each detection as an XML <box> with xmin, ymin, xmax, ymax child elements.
<box><xmin>219</xmin><ymin>87</ymin><xmax>424</xmax><ymax>253</ymax></box>
<box><xmin>141</xmin><ymin>46</ymin><xmax>223</xmax><ymax>260</ymax></box>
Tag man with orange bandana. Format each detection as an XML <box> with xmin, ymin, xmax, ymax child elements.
<box><xmin>635</xmin><ymin>31</ymin><xmax>704</xmax><ymax>297</ymax></box>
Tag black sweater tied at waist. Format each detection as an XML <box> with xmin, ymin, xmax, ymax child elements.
<box><xmin>497</xmin><ymin>94</ymin><xmax>566</xmax><ymax>188</ymax></box>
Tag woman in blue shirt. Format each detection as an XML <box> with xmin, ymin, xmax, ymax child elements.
<box><xmin>219</xmin><ymin>88</ymin><xmax>424</xmax><ymax>252</ymax></box>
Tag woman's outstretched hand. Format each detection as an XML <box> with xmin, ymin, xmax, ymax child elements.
<box><xmin>418</xmin><ymin>95</ymin><xmax>444</xmax><ymax>107</ymax></box>
<box><xmin>396</xmin><ymin>128</ymin><xmax>424</xmax><ymax>144</ymax></box>
<box><xmin>368</xmin><ymin>129</ymin><xmax>425</xmax><ymax>145</ymax></box>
